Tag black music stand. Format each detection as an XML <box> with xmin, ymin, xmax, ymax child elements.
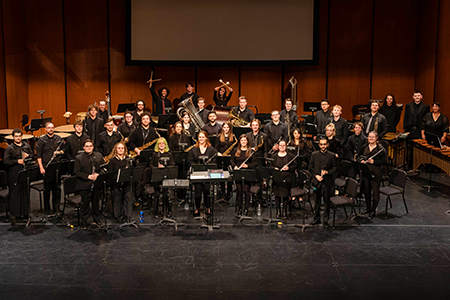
<box><xmin>305</xmin><ymin>123</ymin><xmax>318</xmax><ymax>138</ymax></box>
<box><xmin>233</xmin><ymin>127</ymin><xmax>251</xmax><ymax>138</ymax></box>
<box><xmin>216</xmin><ymin>156</ymin><xmax>232</xmax><ymax>204</ymax></box>
<box><xmin>258</xmin><ymin>167</ymin><xmax>281</xmax><ymax>225</ymax></box>
<box><xmin>138</xmin><ymin>149</ymin><xmax>153</xmax><ymax>164</ymax></box>
<box><xmin>351</xmin><ymin>161</ymin><xmax>372</xmax><ymax>221</ymax></box>
<box><xmin>116</xmin><ymin>103</ymin><xmax>136</xmax><ymax>114</ymax></box>
<box><xmin>255</xmin><ymin>113</ymin><xmax>271</xmax><ymax>125</ymax></box>
<box><xmin>93</xmin><ymin>172</ymin><xmax>111</xmax><ymax>232</ymax></box>
<box><xmin>162</xmin><ymin>178</ymin><xmax>189</xmax><ymax>230</ymax></box>
<box><xmin>423</xmin><ymin>132</ymin><xmax>441</xmax><ymax>192</ymax></box>
<box><xmin>232</xmin><ymin>169</ymin><xmax>257</xmax><ymax>222</ymax></box>
<box><xmin>113</xmin><ymin>169</ymin><xmax>138</xmax><ymax>228</ymax></box>
<box><xmin>44</xmin><ymin>161</ymin><xmax>68</xmax><ymax>220</ymax></box>
<box><xmin>17</xmin><ymin>166</ymin><xmax>42</xmax><ymax>226</ymax></box>
<box><xmin>152</xmin><ymin>166</ymin><xmax>179</xmax><ymax>226</ymax></box>
<box><xmin>173</xmin><ymin>151</ymin><xmax>189</xmax><ymax>206</ymax></box>
<box><xmin>303</xmin><ymin>102</ymin><xmax>321</xmax><ymax>116</ymax></box>
<box><xmin>190</xmin><ymin>164</ymin><xmax>217</xmax><ymax>220</ymax></box>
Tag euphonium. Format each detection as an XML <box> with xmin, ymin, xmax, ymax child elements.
<box><xmin>228</xmin><ymin>109</ymin><xmax>249</xmax><ymax>127</ymax></box>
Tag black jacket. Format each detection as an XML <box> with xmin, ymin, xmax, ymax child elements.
<box><xmin>74</xmin><ymin>151</ymin><xmax>104</xmax><ymax>191</ymax></box>
<box><xmin>403</xmin><ymin>101</ymin><xmax>430</xmax><ymax>138</ymax></box>
<box><xmin>83</xmin><ymin>116</ymin><xmax>105</xmax><ymax>144</ymax></box>
<box><xmin>309</xmin><ymin>150</ymin><xmax>338</xmax><ymax>186</ymax></box>
<box><xmin>65</xmin><ymin>133</ymin><xmax>89</xmax><ymax>161</ymax></box>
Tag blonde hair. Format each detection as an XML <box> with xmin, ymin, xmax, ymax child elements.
<box><xmin>325</xmin><ymin>123</ymin><xmax>336</xmax><ymax>137</ymax></box>
<box><xmin>332</xmin><ymin>105</ymin><xmax>342</xmax><ymax>112</ymax></box>
<box><xmin>111</xmin><ymin>141</ymin><xmax>128</xmax><ymax>158</ymax></box>
<box><xmin>154</xmin><ymin>137</ymin><xmax>170</xmax><ymax>152</ymax></box>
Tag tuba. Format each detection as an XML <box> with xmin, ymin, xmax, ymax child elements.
<box><xmin>176</xmin><ymin>96</ymin><xmax>205</xmax><ymax>132</ymax></box>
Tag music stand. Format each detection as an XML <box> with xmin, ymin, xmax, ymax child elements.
<box><xmin>138</xmin><ymin>149</ymin><xmax>154</xmax><ymax>164</ymax></box>
<box><xmin>17</xmin><ymin>166</ymin><xmax>42</xmax><ymax>226</ymax></box>
<box><xmin>157</xmin><ymin>114</ymin><xmax>178</xmax><ymax>128</ymax></box>
<box><xmin>172</xmin><ymin>151</ymin><xmax>189</xmax><ymax>206</ymax></box>
<box><xmin>110</xmin><ymin>169</ymin><xmax>137</xmax><ymax>228</ymax></box>
<box><xmin>116</xmin><ymin>103</ymin><xmax>136</xmax><ymax>114</ymax></box>
<box><xmin>305</xmin><ymin>123</ymin><xmax>317</xmax><ymax>137</ymax></box>
<box><xmin>351</xmin><ymin>161</ymin><xmax>372</xmax><ymax>221</ymax></box>
<box><xmin>152</xmin><ymin>166</ymin><xmax>179</xmax><ymax>226</ymax></box>
<box><xmin>257</xmin><ymin>157</ymin><xmax>274</xmax><ymax>168</ymax></box>
<box><xmin>162</xmin><ymin>178</ymin><xmax>189</xmax><ymax>230</ymax></box>
<box><xmin>258</xmin><ymin>167</ymin><xmax>281</xmax><ymax>225</ymax></box>
<box><xmin>48</xmin><ymin>160</ymin><xmax>70</xmax><ymax>221</ymax></box>
<box><xmin>255</xmin><ymin>113</ymin><xmax>271</xmax><ymax>125</ymax></box>
<box><xmin>233</xmin><ymin>127</ymin><xmax>251</xmax><ymax>139</ymax></box>
<box><xmin>424</xmin><ymin>132</ymin><xmax>441</xmax><ymax>192</ymax></box>
<box><xmin>216</xmin><ymin>156</ymin><xmax>232</xmax><ymax>204</ymax></box>
<box><xmin>232</xmin><ymin>169</ymin><xmax>257</xmax><ymax>222</ymax></box>
<box><xmin>303</xmin><ymin>102</ymin><xmax>321</xmax><ymax>115</ymax></box>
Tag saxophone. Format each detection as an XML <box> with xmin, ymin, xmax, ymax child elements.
<box><xmin>184</xmin><ymin>136</ymin><xmax>197</xmax><ymax>152</ymax></box>
<box><xmin>128</xmin><ymin>129</ymin><xmax>161</xmax><ymax>158</ymax></box>
<box><xmin>222</xmin><ymin>136</ymin><xmax>237</xmax><ymax>156</ymax></box>
<box><xmin>104</xmin><ymin>131</ymin><xmax>128</xmax><ymax>163</ymax></box>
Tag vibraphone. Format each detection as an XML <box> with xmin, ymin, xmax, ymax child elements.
<box><xmin>413</xmin><ymin>139</ymin><xmax>450</xmax><ymax>175</ymax></box>
<box><xmin>382</xmin><ymin>132</ymin><xmax>406</xmax><ymax>167</ymax></box>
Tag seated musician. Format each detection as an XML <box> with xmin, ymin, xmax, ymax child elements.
<box><xmin>128</xmin><ymin>112</ymin><xmax>158</xmax><ymax>157</ymax></box>
<box><xmin>231</xmin><ymin>135</ymin><xmax>257</xmax><ymax>216</ymax></box>
<box><xmin>309</xmin><ymin>137</ymin><xmax>338</xmax><ymax>227</ymax></box>
<box><xmin>245</xmin><ymin>119</ymin><xmax>268</xmax><ymax>159</ymax></box>
<box><xmin>74</xmin><ymin>139</ymin><xmax>104</xmax><ymax>229</ymax></box>
<box><xmin>65</xmin><ymin>120</ymin><xmax>89</xmax><ymax>161</ymax></box>
<box><xmin>118</xmin><ymin>111</ymin><xmax>137</xmax><ymax>138</ymax></box>
<box><xmin>313</xmin><ymin>99</ymin><xmax>333</xmax><ymax>140</ymax></box>
<box><xmin>83</xmin><ymin>104</ymin><xmax>105</xmax><ymax>144</ymax></box>
<box><xmin>379</xmin><ymin>94</ymin><xmax>402</xmax><ymax>133</ymax></box>
<box><xmin>362</xmin><ymin>100</ymin><xmax>388</xmax><ymax>139</ymax></box>
<box><xmin>232</xmin><ymin>96</ymin><xmax>254</xmax><ymax>127</ymax></box>
<box><xmin>214</xmin><ymin>85</ymin><xmax>233</xmax><ymax>107</ymax></box>
<box><xmin>168</xmin><ymin>121</ymin><xmax>191</xmax><ymax>151</ymax></box>
<box><xmin>288</xmin><ymin>128</ymin><xmax>311</xmax><ymax>161</ymax></box>
<box><xmin>3</xmin><ymin>128</ymin><xmax>33</xmax><ymax>226</ymax></box>
<box><xmin>180</xmin><ymin>82</ymin><xmax>199</xmax><ymax>107</ymax></box>
<box><xmin>325</xmin><ymin>123</ymin><xmax>343</xmax><ymax>159</ymax></box>
<box><xmin>345</xmin><ymin>122</ymin><xmax>366</xmax><ymax>160</ymax></box>
<box><xmin>280</xmin><ymin>98</ymin><xmax>298</xmax><ymax>128</ymax></box>
<box><xmin>150</xmin><ymin>85</ymin><xmax>172</xmax><ymax>115</ymax></box>
<box><xmin>203</xmin><ymin>111</ymin><xmax>222</xmax><ymax>136</ymax></box>
<box><xmin>150</xmin><ymin>137</ymin><xmax>175</xmax><ymax>219</ymax></box>
<box><xmin>132</xmin><ymin>100</ymin><xmax>145</xmax><ymax>124</ymax></box>
<box><xmin>264</xmin><ymin>110</ymin><xmax>288</xmax><ymax>155</ymax></box>
<box><xmin>331</xmin><ymin>105</ymin><xmax>349</xmax><ymax>144</ymax></box>
<box><xmin>181</xmin><ymin>112</ymin><xmax>196</xmax><ymax>137</ymax></box>
<box><xmin>95</xmin><ymin>117</ymin><xmax>121</xmax><ymax>160</ymax></box>
<box><xmin>98</xmin><ymin>100</ymin><xmax>109</xmax><ymax>125</ymax></box>
<box><xmin>271</xmin><ymin>140</ymin><xmax>297</xmax><ymax>219</ymax></box>
<box><xmin>215</xmin><ymin>122</ymin><xmax>235</xmax><ymax>200</ymax></box>
<box><xmin>188</xmin><ymin>131</ymin><xmax>218</xmax><ymax>216</ymax></box>
<box><xmin>359</xmin><ymin>131</ymin><xmax>387</xmax><ymax>217</ymax></box>
<box><xmin>197</xmin><ymin>97</ymin><xmax>210</xmax><ymax>125</ymax></box>
<box><xmin>422</xmin><ymin>101</ymin><xmax>449</xmax><ymax>144</ymax></box>
<box><xmin>107</xmin><ymin>142</ymin><xmax>133</xmax><ymax>223</ymax></box>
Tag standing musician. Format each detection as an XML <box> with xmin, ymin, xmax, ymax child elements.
<box><xmin>264</xmin><ymin>110</ymin><xmax>288</xmax><ymax>154</ymax></box>
<box><xmin>309</xmin><ymin>137</ymin><xmax>338</xmax><ymax>227</ymax></box>
<box><xmin>188</xmin><ymin>131</ymin><xmax>218</xmax><ymax>217</ymax></box>
<box><xmin>149</xmin><ymin>138</ymin><xmax>175</xmax><ymax>218</ymax></box>
<box><xmin>362</xmin><ymin>100</ymin><xmax>388</xmax><ymax>139</ymax></box>
<box><xmin>345</xmin><ymin>122</ymin><xmax>367</xmax><ymax>160</ymax></box>
<box><xmin>74</xmin><ymin>139</ymin><xmax>104</xmax><ymax>229</ymax></box>
<box><xmin>213</xmin><ymin>85</ymin><xmax>233</xmax><ymax>107</ymax></box>
<box><xmin>180</xmin><ymin>82</ymin><xmax>199</xmax><ymax>107</ymax></box>
<box><xmin>231</xmin><ymin>135</ymin><xmax>257</xmax><ymax>216</ymax></box>
<box><xmin>331</xmin><ymin>105</ymin><xmax>349</xmax><ymax>144</ymax></box>
<box><xmin>95</xmin><ymin>117</ymin><xmax>121</xmax><ymax>159</ymax></box>
<box><xmin>181</xmin><ymin>112</ymin><xmax>196</xmax><ymax>137</ymax></box>
<box><xmin>197</xmin><ymin>97</ymin><xmax>210</xmax><ymax>125</ymax></box>
<box><xmin>168</xmin><ymin>121</ymin><xmax>191</xmax><ymax>151</ymax></box>
<box><xmin>245</xmin><ymin>119</ymin><xmax>268</xmax><ymax>159</ymax></box>
<box><xmin>325</xmin><ymin>123</ymin><xmax>344</xmax><ymax>159</ymax></box>
<box><xmin>36</xmin><ymin>122</ymin><xmax>65</xmax><ymax>214</ymax></box>
<box><xmin>422</xmin><ymin>102</ymin><xmax>449</xmax><ymax>144</ymax></box>
<box><xmin>132</xmin><ymin>100</ymin><xmax>146</xmax><ymax>124</ymax></box>
<box><xmin>280</xmin><ymin>98</ymin><xmax>299</xmax><ymax>128</ymax></box>
<box><xmin>232</xmin><ymin>96</ymin><xmax>254</xmax><ymax>126</ymax></box>
<box><xmin>3</xmin><ymin>129</ymin><xmax>33</xmax><ymax>226</ymax></box>
<box><xmin>314</xmin><ymin>99</ymin><xmax>333</xmax><ymax>139</ymax></box>
<box><xmin>404</xmin><ymin>90</ymin><xmax>430</xmax><ymax>139</ymax></box>
<box><xmin>83</xmin><ymin>104</ymin><xmax>105</xmax><ymax>144</ymax></box>
<box><xmin>128</xmin><ymin>112</ymin><xmax>158</xmax><ymax>157</ymax></box>
<box><xmin>203</xmin><ymin>111</ymin><xmax>222</xmax><ymax>136</ymax></box>
<box><xmin>379</xmin><ymin>94</ymin><xmax>402</xmax><ymax>133</ymax></box>
<box><xmin>272</xmin><ymin>140</ymin><xmax>297</xmax><ymax>219</ymax></box>
<box><xmin>118</xmin><ymin>111</ymin><xmax>137</xmax><ymax>138</ymax></box>
<box><xmin>65</xmin><ymin>121</ymin><xmax>89</xmax><ymax>161</ymax></box>
<box><xmin>150</xmin><ymin>85</ymin><xmax>172</xmax><ymax>115</ymax></box>
<box><xmin>215</xmin><ymin>122</ymin><xmax>235</xmax><ymax>200</ymax></box>
<box><xmin>359</xmin><ymin>131</ymin><xmax>387</xmax><ymax>217</ymax></box>
<box><xmin>288</xmin><ymin>128</ymin><xmax>311</xmax><ymax>160</ymax></box>
<box><xmin>98</xmin><ymin>100</ymin><xmax>109</xmax><ymax>125</ymax></box>
<box><xmin>107</xmin><ymin>142</ymin><xmax>133</xmax><ymax>223</ymax></box>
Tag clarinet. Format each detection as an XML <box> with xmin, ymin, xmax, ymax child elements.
<box><xmin>45</xmin><ymin>140</ymin><xmax>65</xmax><ymax>169</ymax></box>
<box><xmin>91</xmin><ymin>155</ymin><xmax>95</xmax><ymax>191</ymax></box>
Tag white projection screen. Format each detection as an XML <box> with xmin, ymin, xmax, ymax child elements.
<box><xmin>126</xmin><ymin>0</ymin><xmax>319</xmax><ymax>65</ymax></box>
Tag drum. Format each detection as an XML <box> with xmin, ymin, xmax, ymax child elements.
<box><xmin>0</xmin><ymin>129</ymin><xmax>14</xmax><ymax>135</ymax></box>
<box><xmin>112</xmin><ymin>115</ymin><xmax>124</xmax><ymax>126</ymax></box>
<box><xmin>55</xmin><ymin>132</ymin><xmax>71</xmax><ymax>139</ymax></box>
<box><xmin>76</xmin><ymin>112</ymin><xmax>88</xmax><ymax>122</ymax></box>
<box><xmin>55</xmin><ymin>125</ymin><xmax>75</xmax><ymax>133</ymax></box>
<box><xmin>4</xmin><ymin>134</ymin><xmax>34</xmax><ymax>141</ymax></box>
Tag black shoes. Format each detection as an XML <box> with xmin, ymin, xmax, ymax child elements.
<box><xmin>194</xmin><ymin>210</ymin><xmax>200</xmax><ymax>217</ymax></box>
<box><xmin>237</xmin><ymin>208</ymin><xmax>243</xmax><ymax>216</ymax></box>
<box><xmin>323</xmin><ymin>221</ymin><xmax>330</xmax><ymax>228</ymax></box>
<box><xmin>309</xmin><ymin>219</ymin><xmax>321</xmax><ymax>226</ymax></box>
<box><xmin>243</xmin><ymin>209</ymin><xmax>248</xmax><ymax>216</ymax></box>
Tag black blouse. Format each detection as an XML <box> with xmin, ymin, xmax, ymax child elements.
<box><xmin>422</xmin><ymin>112</ymin><xmax>449</xmax><ymax>139</ymax></box>
<box><xmin>213</xmin><ymin>90</ymin><xmax>233</xmax><ymax>107</ymax></box>
<box><xmin>188</xmin><ymin>146</ymin><xmax>218</xmax><ymax>165</ymax></box>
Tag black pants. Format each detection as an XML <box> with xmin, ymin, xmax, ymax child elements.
<box><xmin>361</xmin><ymin>177</ymin><xmax>381</xmax><ymax>212</ymax></box>
<box><xmin>111</xmin><ymin>185</ymin><xmax>133</xmax><ymax>220</ymax></box>
<box><xmin>194</xmin><ymin>183</ymin><xmax>210</xmax><ymax>210</ymax></box>
<box><xmin>236</xmin><ymin>182</ymin><xmax>250</xmax><ymax>209</ymax></box>
<box><xmin>313</xmin><ymin>183</ymin><xmax>332</xmax><ymax>222</ymax></box>
<box><xmin>152</xmin><ymin>182</ymin><xmax>169</xmax><ymax>213</ymax></box>
<box><xmin>79</xmin><ymin>189</ymin><xmax>102</xmax><ymax>226</ymax></box>
<box><xmin>43</xmin><ymin>172</ymin><xmax>60</xmax><ymax>213</ymax></box>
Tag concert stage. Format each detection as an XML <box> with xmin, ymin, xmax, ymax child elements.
<box><xmin>1</xmin><ymin>172</ymin><xmax>450</xmax><ymax>299</ymax></box>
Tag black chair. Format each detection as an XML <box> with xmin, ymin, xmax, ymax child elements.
<box><xmin>379</xmin><ymin>168</ymin><xmax>408</xmax><ymax>218</ymax></box>
<box><xmin>330</xmin><ymin>177</ymin><xmax>359</xmax><ymax>227</ymax></box>
<box><xmin>290</xmin><ymin>169</ymin><xmax>314</xmax><ymax>215</ymax></box>
<box><xmin>62</xmin><ymin>176</ymin><xmax>82</xmax><ymax>226</ymax></box>
<box><xmin>335</xmin><ymin>160</ymin><xmax>354</xmax><ymax>193</ymax></box>
<box><xmin>0</xmin><ymin>170</ymin><xmax>9</xmax><ymax>221</ymax></box>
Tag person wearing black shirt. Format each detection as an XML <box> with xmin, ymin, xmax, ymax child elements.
<box><xmin>325</xmin><ymin>124</ymin><xmax>344</xmax><ymax>159</ymax></box>
<box><xmin>180</xmin><ymin>82</ymin><xmax>199</xmax><ymax>108</ymax></box>
<box><xmin>422</xmin><ymin>102</ymin><xmax>449</xmax><ymax>144</ymax></box>
<box><xmin>98</xmin><ymin>100</ymin><xmax>109</xmax><ymax>125</ymax></box>
<box><xmin>361</xmin><ymin>100</ymin><xmax>388</xmax><ymax>138</ymax></box>
<box><xmin>345</xmin><ymin>122</ymin><xmax>367</xmax><ymax>160</ymax></box>
<box><xmin>118</xmin><ymin>111</ymin><xmax>137</xmax><ymax>138</ymax></box>
<box><xmin>181</xmin><ymin>112</ymin><xmax>196</xmax><ymax>137</ymax></box>
<box><xmin>197</xmin><ymin>97</ymin><xmax>210</xmax><ymax>125</ymax></box>
<box><xmin>203</xmin><ymin>111</ymin><xmax>222</xmax><ymax>136</ymax></box>
<box><xmin>331</xmin><ymin>105</ymin><xmax>349</xmax><ymax>144</ymax></box>
<box><xmin>83</xmin><ymin>104</ymin><xmax>104</xmax><ymax>144</ymax></box>
<box><xmin>288</xmin><ymin>128</ymin><xmax>311</xmax><ymax>161</ymax></box>
<box><xmin>314</xmin><ymin>99</ymin><xmax>333</xmax><ymax>139</ymax></box>
<box><xmin>404</xmin><ymin>91</ymin><xmax>430</xmax><ymax>139</ymax></box>
<box><xmin>213</xmin><ymin>85</ymin><xmax>233</xmax><ymax>107</ymax></box>
<box><xmin>95</xmin><ymin>118</ymin><xmax>121</xmax><ymax>158</ymax></box>
<box><xmin>232</xmin><ymin>96</ymin><xmax>254</xmax><ymax>127</ymax></box>
<box><xmin>188</xmin><ymin>131</ymin><xmax>218</xmax><ymax>216</ymax></box>
<box><xmin>264</xmin><ymin>110</ymin><xmax>289</xmax><ymax>154</ymax></box>
<box><xmin>215</xmin><ymin>122</ymin><xmax>235</xmax><ymax>154</ymax></box>
<box><xmin>132</xmin><ymin>100</ymin><xmax>146</xmax><ymax>124</ymax></box>
<box><xmin>379</xmin><ymin>94</ymin><xmax>402</xmax><ymax>133</ymax></box>
<box><xmin>107</xmin><ymin>142</ymin><xmax>133</xmax><ymax>223</ymax></box>
<box><xmin>36</xmin><ymin>122</ymin><xmax>65</xmax><ymax>214</ymax></box>
<box><xmin>128</xmin><ymin>112</ymin><xmax>158</xmax><ymax>157</ymax></box>
<box><xmin>309</xmin><ymin>137</ymin><xmax>338</xmax><ymax>227</ymax></box>
<box><xmin>168</xmin><ymin>121</ymin><xmax>191</xmax><ymax>151</ymax></box>
<box><xmin>74</xmin><ymin>140</ymin><xmax>104</xmax><ymax>229</ymax></box>
<box><xmin>245</xmin><ymin>119</ymin><xmax>268</xmax><ymax>159</ymax></box>
<box><xmin>3</xmin><ymin>129</ymin><xmax>33</xmax><ymax>226</ymax></box>
<box><xmin>150</xmin><ymin>85</ymin><xmax>172</xmax><ymax>115</ymax></box>
<box><xmin>280</xmin><ymin>98</ymin><xmax>299</xmax><ymax>129</ymax></box>
<box><xmin>65</xmin><ymin>121</ymin><xmax>89</xmax><ymax>161</ymax></box>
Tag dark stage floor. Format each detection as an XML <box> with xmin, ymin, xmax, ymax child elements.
<box><xmin>1</xmin><ymin>171</ymin><xmax>450</xmax><ymax>299</ymax></box>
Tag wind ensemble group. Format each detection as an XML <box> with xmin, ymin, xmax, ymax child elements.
<box><xmin>3</xmin><ymin>82</ymin><xmax>449</xmax><ymax>229</ymax></box>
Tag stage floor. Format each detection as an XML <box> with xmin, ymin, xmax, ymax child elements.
<box><xmin>1</xmin><ymin>171</ymin><xmax>450</xmax><ymax>299</ymax></box>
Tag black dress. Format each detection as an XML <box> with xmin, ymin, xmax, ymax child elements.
<box><xmin>422</xmin><ymin>112</ymin><xmax>449</xmax><ymax>139</ymax></box>
<box><xmin>271</xmin><ymin>152</ymin><xmax>296</xmax><ymax>198</ymax></box>
<box><xmin>231</xmin><ymin>149</ymin><xmax>256</xmax><ymax>209</ymax></box>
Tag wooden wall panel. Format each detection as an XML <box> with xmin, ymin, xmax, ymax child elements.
<box><xmin>0</xmin><ymin>0</ymin><xmax>8</xmax><ymax>128</ymax></box>
<box><xmin>5</xmin><ymin>53</ymin><xmax>29</xmax><ymax>129</ymax></box>
<box><xmin>240</xmin><ymin>66</ymin><xmax>282</xmax><ymax>114</ymax></box>
<box><xmin>2</xmin><ymin>0</ymin><xmax>26</xmax><ymax>55</ymax></box>
<box><xmin>196</xmin><ymin>66</ymin><xmax>240</xmax><ymax>107</ymax></box>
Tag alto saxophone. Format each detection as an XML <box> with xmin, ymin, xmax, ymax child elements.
<box><xmin>222</xmin><ymin>136</ymin><xmax>237</xmax><ymax>156</ymax></box>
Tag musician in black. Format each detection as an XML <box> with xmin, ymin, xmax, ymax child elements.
<box><xmin>180</xmin><ymin>82</ymin><xmax>199</xmax><ymax>107</ymax></box>
<box><xmin>215</xmin><ymin>122</ymin><xmax>235</xmax><ymax>154</ymax></box>
<box><xmin>272</xmin><ymin>140</ymin><xmax>297</xmax><ymax>219</ymax></box>
<box><xmin>359</xmin><ymin>131</ymin><xmax>387</xmax><ymax>217</ymax></box>
<box><xmin>150</xmin><ymin>138</ymin><xmax>175</xmax><ymax>218</ymax></box>
<box><xmin>379</xmin><ymin>94</ymin><xmax>402</xmax><ymax>133</ymax></box>
<box><xmin>325</xmin><ymin>124</ymin><xmax>344</xmax><ymax>159</ymax></box>
<box><xmin>98</xmin><ymin>100</ymin><xmax>109</xmax><ymax>125</ymax></box>
<box><xmin>188</xmin><ymin>131</ymin><xmax>218</xmax><ymax>216</ymax></box>
<box><xmin>213</xmin><ymin>85</ymin><xmax>233</xmax><ymax>107</ymax></box>
<box><xmin>231</xmin><ymin>135</ymin><xmax>257</xmax><ymax>216</ymax></box>
<box><xmin>362</xmin><ymin>100</ymin><xmax>388</xmax><ymax>139</ymax></box>
<box><xmin>314</xmin><ymin>99</ymin><xmax>333</xmax><ymax>139</ymax></box>
<box><xmin>288</xmin><ymin>128</ymin><xmax>311</xmax><ymax>161</ymax></box>
<box><xmin>232</xmin><ymin>96</ymin><xmax>254</xmax><ymax>126</ymax></box>
<box><xmin>74</xmin><ymin>140</ymin><xmax>104</xmax><ymax>229</ymax></box>
<box><xmin>36</xmin><ymin>122</ymin><xmax>65</xmax><ymax>214</ymax></box>
<box><xmin>309</xmin><ymin>137</ymin><xmax>338</xmax><ymax>227</ymax></box>
<box><xmin>128</xmin><ymin>112</ymin><xmax>158</xmax><ymax>157</ymax></box>
<box><xmin>168</xmin><ymin>121</ymin><xmax>191</xmax><ymax>151</ymax></box>
<box><xmin>118</xmin><ymin>111</ymin><xmax>137</xmax><ymax>138</ymax></box>
<box><xmin>345</xmin><ymin>122</ymin><xmax>367</xmax><ymax>160</ymax></box>
<box><xmin>107</xmin><ymin>142</ymin><xmax>133</xmax><ymax>223</ymax></box>
<box><xmin>264</xmin><ymin>110</ymin><xmax>288</xmax><ymax>155</ymax></box>
<box><xmin>95</xmin><ymin>118</ymin><xmax>121</xmax><ymax>159</ymax></box>
<box><xmin>197</xmin><ymin>97</ymin><xmax>210</xmax><ymax>125</ymax></box>
<box><xmin>203</xmin><ymin>111</ymin><xmax>222</xmax><ymax>136</ymax></box>
<box><xmin>132</xmin><ymin>100</ymin><xmax>146</xmax><ymax>124</ymax></box>
<box><xmin>245</xmin><ymin>119</ymin><xmax>268</xmax><ymax>159</ymax></box>
<box><xmin>150</xmin><ymin>85</ymin><xmax>172</xmax><ymax>115</ymax></box>
<box><xmin>65</xmin><ymin>121</ymin><xmax>89</xmax><ymax>161</ymax></box>
<box><xmin>3</xmin><ymin>129</ymin><xmax>33</xmax><ymax>226</ymax></box>
<box><xmin>422</xmin><ymin>102</ymin><xmax>449</xmax><ymax>144</ymax></box>
<box><xmin>280</xmin><ymin>98</ymin><xmax>298</xmax><ymax>128</ymax></box>
<box><xmin>83</xmin><ymin>104</ymin><xmax>104</xmax><ymax>144</ymax></box>
<box><xmin>181</xmin><ymin>112</ymin><xmax>196</xmax><ymax>137</ymax></box>
<box><xmin>404</xmin><ymin>90</ymin><xmax>430</xmax><ymax>139</ymax></box>
<box><xmin>331</xmin><ymin>105</ymin><xmax>349</xmax><ymax>144</ymax></box>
